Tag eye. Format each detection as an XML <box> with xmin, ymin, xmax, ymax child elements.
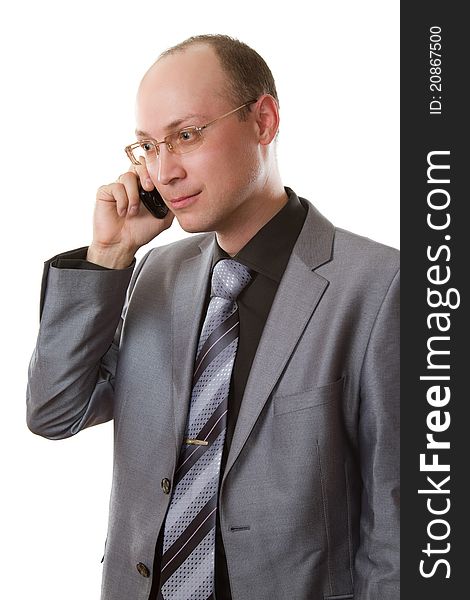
<box><xmin>141</xmin><ymin>142</ymin><xmax>156</xmax><ymax>153</ymax></box>
<box><xmin>178</xmin><ymin>129</ymin><xmax>197</xmax><ymax>143</ymax></box>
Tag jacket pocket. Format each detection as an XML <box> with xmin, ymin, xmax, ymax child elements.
<box><xmin>324</xmin><ymin>595</ymin><xmax>354</xmax><ymax>600</ymax></box>
<box><xmin>273</xmin><ymin>376</ymin><xmax>345</xmax><ymax>415</ymax></box>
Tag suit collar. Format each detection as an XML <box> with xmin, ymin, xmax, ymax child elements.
<box><xmin>294</xmin><ymin>194</ymin><xmax>335</xmax><ymax>269</ymax></box>
<box><xmin>197</xmin><ymin>187</ymin><xmax>334</xmax><ymax>272</ymax></box>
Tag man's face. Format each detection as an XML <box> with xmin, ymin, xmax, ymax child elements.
<box><xmin>135</xmin><ymin>44</ymin><xmax>264</xmax><ymax>235</ymax></box>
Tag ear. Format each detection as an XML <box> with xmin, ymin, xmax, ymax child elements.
<box><xmin>253</xmin><ymin>94</ymin><xmax>280</xmax><ymax>145</ymax></box>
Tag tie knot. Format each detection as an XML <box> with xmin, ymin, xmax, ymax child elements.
<box><xmin>211</xmin><ymin>259</ymin><xmax>252</xmax><ymax>302</ymax></box>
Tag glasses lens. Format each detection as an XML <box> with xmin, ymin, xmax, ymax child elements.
<box><xmin>130</xmin><ymin>141</ymin><xmax>158</xmax><ymax>164</ymax></box>
<box><xmin>168</xmin><ymin>128</ymin><xmax>203</xmax><ymax>154</ymax></box>
<box><xmin>128</xmin><ymin>128</ymin><xmax>203</xmax><ymax>163</ymax></box>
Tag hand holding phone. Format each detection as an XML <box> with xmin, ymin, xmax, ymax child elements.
<box><xmin>89</xmin><ymin>172</ymin><xmax>174</xmax><ymax>268</ymax></box>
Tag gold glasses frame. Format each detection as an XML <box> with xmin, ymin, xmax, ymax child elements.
<box><xmin>125</xmin><ymin>99</ymin><xmax>258</xmax><ymax>165</ymax></box>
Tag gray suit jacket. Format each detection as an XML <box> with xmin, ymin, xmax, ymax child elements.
<box><xmin>27</xmin><ymin>195</ymin><xmax>400</xmax><ymax>600</ymax></box>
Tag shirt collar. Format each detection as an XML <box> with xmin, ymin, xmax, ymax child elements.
<box><xmin>211</xmin><ymin>187</ymin><xmax>307</xmax><ymax>282</ymax></box>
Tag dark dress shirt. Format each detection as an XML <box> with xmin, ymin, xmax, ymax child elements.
<box><xmin>52</xmin><ymin>186</ymin><xmax>307</xmax><ymax>600</ymax></box>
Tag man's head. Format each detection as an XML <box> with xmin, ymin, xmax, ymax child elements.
<box><xmin>157</xmin><ymin>34</ymin><xmax>279</xmax><ymax>120</ymax></box>
<box><xmin>135</xmin><ymin>35</ymin><xmax>284</xmax><ymax>241</ymax></box>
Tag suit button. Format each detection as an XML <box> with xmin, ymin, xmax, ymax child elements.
<box><xmin>161</xmin><ymin>478</ymin><xmax>171</xmax><ymax>494</ymax></box>
<box><xmin>136</xmin><ymin>562</ymin><xmax>150</xmax><ymax>578</ymax></box>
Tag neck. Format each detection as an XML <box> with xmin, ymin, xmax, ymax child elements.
<box><xmin>216</xmin><ymin>185</ymin><xmax>288</xmax><ymax>257</ymax></box>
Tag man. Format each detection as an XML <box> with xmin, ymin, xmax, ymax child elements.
<box><xmin>27</xmin><ymin>34</ymin><xmax>399</xmax><ymax>600</ymax></box>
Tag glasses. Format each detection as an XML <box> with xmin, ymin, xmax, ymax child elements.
<box><xmin>125</xmin><ymin>99</ymin><xmax>257</xmax><ymax>166</ymax></box>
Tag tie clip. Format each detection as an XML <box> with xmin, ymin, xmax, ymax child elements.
<box><xmin>184</xmin><ymin>438</ymin><xmax>209</xmax><ymax>446</ymax></box>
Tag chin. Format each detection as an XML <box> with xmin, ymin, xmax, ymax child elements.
<box><xmin>175</xmin><ymin>214</ymin><xmax>215</xmax><ymax>234</ymax></box>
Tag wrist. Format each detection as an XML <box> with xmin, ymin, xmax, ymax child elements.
<box><xmin>86</xmin><ymin>242</ymin><xmax>136</xmax><ymax>269</ymax></box>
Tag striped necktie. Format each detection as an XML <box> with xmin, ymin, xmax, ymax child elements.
<box><xmin>159</xmin><ymin>259</ymin><xmax>252</xmax><ymax>600</ymax></box>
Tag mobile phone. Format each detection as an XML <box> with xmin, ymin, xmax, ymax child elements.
<box><xmin>138</xmin><ymin>184</ymin><xmax>169</xmax><ymax>219</ymax></box>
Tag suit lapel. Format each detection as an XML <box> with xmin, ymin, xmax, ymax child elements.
<box><xmin>171</xmin><ymin>234</ymin><xmax>214</xmax><ymax>454</ymax></box>
<box><xmin>168</xmin><ymin>199</ymin><xmax>335</xmax><ymax>475</ymax></box>
<box><xmin>222</xmin><ymin>199</ymin><xmax>335</xmax><ymax>482</ymax></box>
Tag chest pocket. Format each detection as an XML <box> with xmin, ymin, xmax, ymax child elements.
<box><xmin>273</xmin><ymin>376</ymin><xmax>345</xmax><ymax>415</ymax></box>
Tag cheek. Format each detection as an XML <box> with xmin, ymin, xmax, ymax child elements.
<box><xmin>205</xmin><ymin>140</ymin><xmax>259</xmax><ymax>186</ymax></box>
<box><xmin>228</xmin><ymin>142</ymin><xmax>261</xmax><ymax>187</ymax></box>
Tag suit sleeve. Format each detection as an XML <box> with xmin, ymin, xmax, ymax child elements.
<box><xmin>355</xmin><ymin>267</ymin><xmax>400</xmax><ymax>599</ymax></box>
<box><xmin>26</xmin><ymin>247</ymin><xmax>149</xmax><ymax>440</ymax></box>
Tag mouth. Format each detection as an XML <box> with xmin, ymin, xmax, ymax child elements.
<box><xmin>169</xmin><ymin>191</ymin><xmax>201</xmax><ymax>209</ymax></box>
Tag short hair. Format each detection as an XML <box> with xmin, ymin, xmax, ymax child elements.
<box><xmin>158</xmin><ymin>34</ymin><xmax>279</xmax><ymax>120</ymax></box>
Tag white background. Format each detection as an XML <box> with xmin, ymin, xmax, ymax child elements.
<box><xmin>0</xmin><ymin>1</ymin><xmax>399</xmax><ymax>597</ymax></box>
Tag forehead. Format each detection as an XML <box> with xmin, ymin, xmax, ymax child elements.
<box><xmin>136</xmin><ymin>45</ymin><xmax>229</xmax><ymax>136</ymax></box>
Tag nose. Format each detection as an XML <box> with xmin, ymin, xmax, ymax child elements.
<box><xmin>155</xmin><ymin>144</ymin><xmax>186</xmax><ymax>185</ymax></box>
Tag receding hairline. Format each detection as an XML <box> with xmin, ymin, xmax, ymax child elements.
<box><xmin>138</xmin><ymin>35</ymin><xmax>279</xmax><ymax>132</ymax></box>
<box><xmin>140</xmin><ymin>41</ymin><xmax>232</xmax><ymax>103</ymax></box>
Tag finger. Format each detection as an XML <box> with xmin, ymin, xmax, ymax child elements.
<box><xmin>111</xmin><ymin>182</ymin><xmax>131</xmax><ymax>217</ymax></box>
<box><xmin>116</xmin><ymin>172</ymin><xmax>140</xmax><ymax>216</ymax></box>
<box><xmin>133</xmin><ymin>157</ymin><xmax>153</xmax><ymax>191</ymax></box>
<box><xmin>97</xmin><ymin>182</ymin><xmax>127</xmax><ymax>216</ymax></box>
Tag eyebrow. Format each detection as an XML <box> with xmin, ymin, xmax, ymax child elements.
<box><xmin>135</xmin><ymin>113</ymin><xmax>208</xmax><ymax>138</ymax></box>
